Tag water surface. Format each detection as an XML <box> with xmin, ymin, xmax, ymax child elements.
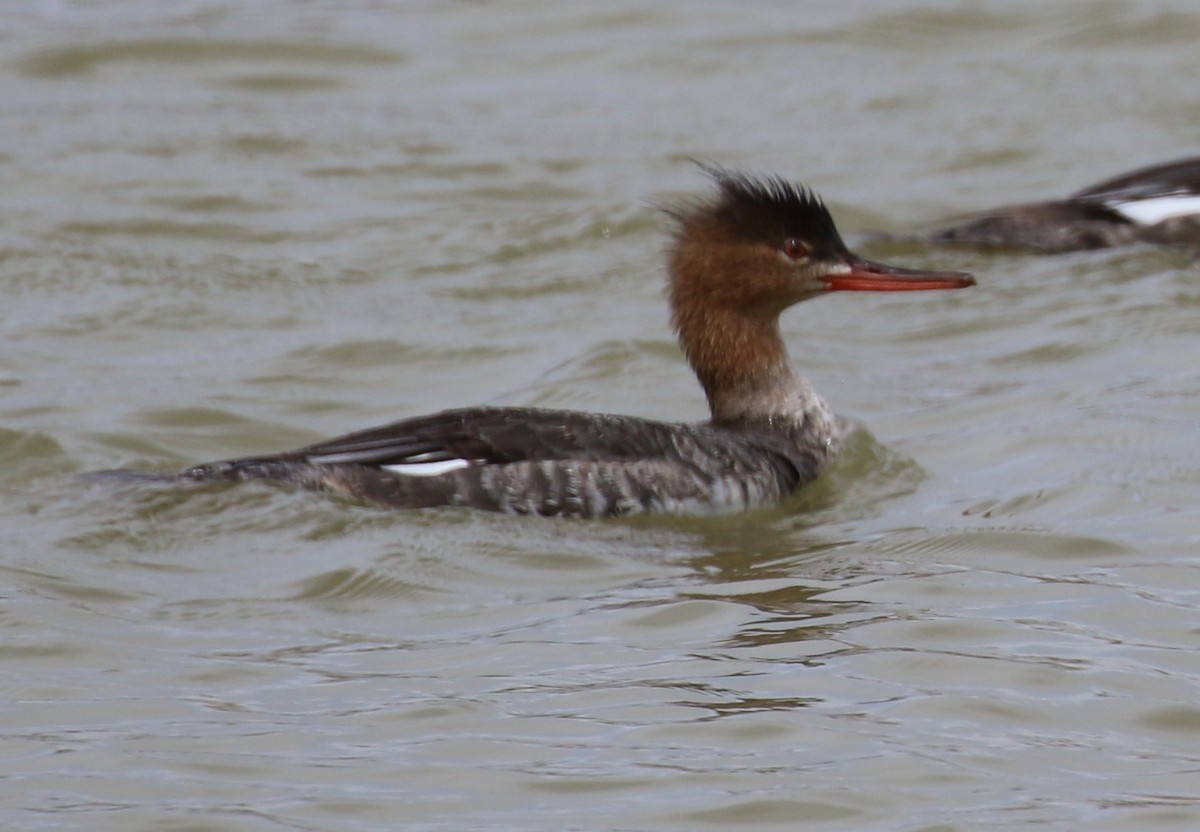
<box><xmin>3</xmin><ymin>2</ymin><xmax>1200</xmax><ymax>830</ymax></box>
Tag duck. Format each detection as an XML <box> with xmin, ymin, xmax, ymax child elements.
<box><xmin>96</xmin><ymin>165</ymin><xmax>974</xmax><ymax>517</ymax></box>
<box><xmin>926</xmin><ymin>156</ymin><xmax>1200</xmax><ymax>253</ymax></box>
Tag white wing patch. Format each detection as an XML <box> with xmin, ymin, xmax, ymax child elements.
<box><xmin>307</xmin><ymin>449</ymin><xmax>474</xmax><ymax>477</ymax></box>
<box><xmin>1109</xmin><ymin>194</ymin><xmax>1200</xmax><ymax>225</ymax></box>
<box><xmin>382</xmin><ymin>458</ymin><xmax>471</xmax><ymax>477</ymax></box>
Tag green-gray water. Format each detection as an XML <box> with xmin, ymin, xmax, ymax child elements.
<box><xmin>4</xmin><ymin>2</ymin><xmax>1200</xmax><ymax>830</ymax></box>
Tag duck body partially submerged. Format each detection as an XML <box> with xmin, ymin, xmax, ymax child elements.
<box><xmin>96</xmin><ymin>166</ymin><xmax>974</xmax><ymax>517</ymax></box>
<box><xmin>929</xmin><ymin>156</ymin><xmax>1200</xmax><ymax>253</ymax></box>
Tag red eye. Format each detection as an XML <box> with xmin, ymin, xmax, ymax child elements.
<box><xmin>782</xmin><ymin>238</ymin><xmax>811</xmax><ymax>260</ymax></box>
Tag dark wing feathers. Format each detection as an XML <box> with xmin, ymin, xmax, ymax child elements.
<box><xmin>1071</xmin><ymin>156</ymin><xmax>1200</xmax><ymax>204</ymax></box>
<box><xmin>285</xmin><ymin>407</ymin><xmax>686</xmax><ymax>468</ymax></box>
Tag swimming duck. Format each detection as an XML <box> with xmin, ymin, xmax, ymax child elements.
<box><xmin>928</xmin><ymin>156</ymin><xmax>1200</xmax><ymax>253</ymax></box>
<box><xmin>99</xmin><ymin>166</ymin><xmax>974</xmax><ymax>517</ymax></box>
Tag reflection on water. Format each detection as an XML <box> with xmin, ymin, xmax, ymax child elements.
<box><xmin>3</xmin><ymin>1</ymin><xmax>1200</xmax><ymax>830</ymax></box>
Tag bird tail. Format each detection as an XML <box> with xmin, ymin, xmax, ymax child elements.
<box><xmin>82</xmin><ymin>468</ymin><xmax>183</xmax><ymax>484</ymax></box>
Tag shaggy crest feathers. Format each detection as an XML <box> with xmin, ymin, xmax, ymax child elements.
<box><xmin>677</xmin><ymin>162</ymin><xmax>845</xmax><ymax>254</ymax></box>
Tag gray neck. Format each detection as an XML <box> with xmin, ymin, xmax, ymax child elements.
<box><xmin>709</xmin><ymin>367</ymin><xmax>838</xmax><ymax>440</ymax></box>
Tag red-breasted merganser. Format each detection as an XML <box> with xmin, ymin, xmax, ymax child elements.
<box><xmin>97</xmin><ymin>166</ymin><xmax>974</xmax><ymax>517</ymax></box>
<box><xmin>927</xmin><ymin>156</ymin><xmax>1200</xmax><ymax>253</ymax></box>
